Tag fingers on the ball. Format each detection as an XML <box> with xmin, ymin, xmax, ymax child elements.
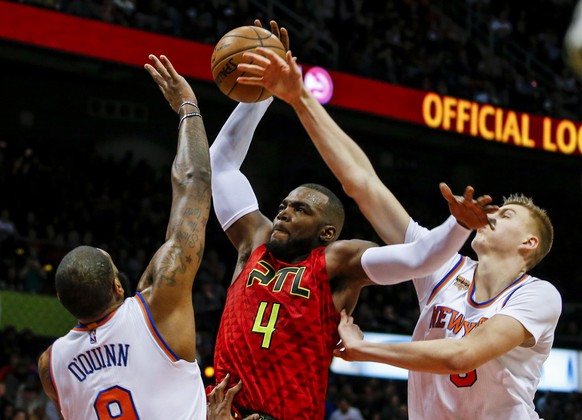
<box><xmin>254</xmin><ymin>19</ymin><xmax>262</xmax><ymax>27</ymax></box>
<box><xmin>238</xmin><ymin>63</ymin><xmax>265</xmax><ymax>77</ymax></box>
<box><xmin>269</xmin><ymin>20</ymin><xmax>280</xmax><ymax>39</ymax></box>
<box><xmin>251</xmin><ymin>47</ymin><xmax>280</xmax><ymax>62</ymax></box>
<box><xmin>242</xmin><ymin>50</ymin><xmax>271</xmax><ymax>65</ymax></box>
<box><xmin>280</xmin><ymin>27</ymin><xmax>290</xmax><ymax>51</ymax></box>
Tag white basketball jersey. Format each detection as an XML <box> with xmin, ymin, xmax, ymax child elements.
<box><xmin>49</xmin><ymin>293</ymin><xmax>206</xmax><ymax>420</ymax></box>
<box><xmin>405</xmin><ymin>220</ymin><xmax>561</xmax><ymax>420</ymax></box>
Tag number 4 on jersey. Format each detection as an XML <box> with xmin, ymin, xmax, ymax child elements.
<box><xmin>252</xmin><ymin>302</ymin><xmax>281</xmax><ymax>349</ymax></box>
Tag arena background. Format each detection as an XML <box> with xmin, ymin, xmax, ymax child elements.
<box><xmin>0</xmin><ymin>1</ymin><xmax>581</xmax><ymax>419</ymax></box>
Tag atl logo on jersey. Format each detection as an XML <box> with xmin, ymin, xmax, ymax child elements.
<box><xmin>247</xmin><ymin>260</ymin><xmax>311</xmax><ymax>299</ymax></box>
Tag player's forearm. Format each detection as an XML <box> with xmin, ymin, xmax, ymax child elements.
<box><xmin>209</xmin><ymin>99</ymin><xmax>272</xmax><ymax>170</ymax></box>
<box><xmin>347</xmin><ymin>338</ymin><xmax>472</xmax><ymax>374</ymax></box>
<box><xmin>291</xmin><ymin>89</ymin><xmax>376</xmax><ymax>196</ymax></box>
<box><xmin>172</xmin><ymin>112</ymin><xmax>210</xmax><ymax>187</ymax></box>
<box><xmin>290</xmin><ymin>90</ymin><xmax>410</xmax><ymax>243</ymax></box>
<box><xmin>209</xmin><ymin>101</ymin><xmax>270</xmax><ymax>230</ymax></box>
<box><xmin>167</xmin><ymin>110</ymin><xmax>211</xmax><ymax>240</ymax></box>
<box><xmin>361</xmin><ymin>216</ymin><xmax>469</xmax><ymax>285</ymax></box>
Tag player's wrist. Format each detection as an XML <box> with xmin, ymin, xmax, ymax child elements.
<box><xmin>178</xmin><ymin>100</ymin><xmax>200</xmax><ymax>116</ymax></box>
<box><xmin>289</xmin><ymin>87</ymin><xmax>312</xmax><ymax>111</ymax></box>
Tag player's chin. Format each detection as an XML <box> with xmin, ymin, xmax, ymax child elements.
<box><xmin>266</xmin><ymin>235</ymin><xmax>284</xmax><ymax>248</ymax></box>
<box><xmin>265</xmin><ymin>237</ymin><xmax>289</xmax><ymax>257</ymax></box>
<box><xmin>269</xmin><ymin>229</ymin><xmax>289</xmax><ymax>241</ymax></box>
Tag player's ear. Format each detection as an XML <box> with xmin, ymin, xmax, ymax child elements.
<box><xmin>319</xmin><ymin>225</ymin><xmax>337</xmax><ymax>244</ymax></box>
<box><xmin>522</xmin><ymin>235</ymin><xmax>539</xmax><ymax>249</ymax></box>
<box><xmin>113</xmin><ymin>277</ymin><xmax>124</xmax><ymax>297</ymax></box>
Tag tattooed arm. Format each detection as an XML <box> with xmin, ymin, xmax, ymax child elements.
<box><xmin>137</xmin><ymin>55</ymin><xmax>211</xmax><ymax>362</ymax></box>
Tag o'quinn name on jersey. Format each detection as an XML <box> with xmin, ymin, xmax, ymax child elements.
<box><xmin>247</xmin><ymin>260</ymin><xmax>311</xmax><ymax>299</ymax></box>
<box><xmin>429</xmin><ymin>306</ymin><xmax>488</xmax><ymax>337</ymax></box>
<box><xmin>68</xmin><ymin>343</ymin><xmax>130</xmax><ymax>382</ymax></box>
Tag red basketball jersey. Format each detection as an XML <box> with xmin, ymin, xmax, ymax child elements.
<box><xmin>214</xmin><ymin>244</ymin><xmax>340</xmax><ymax>420</ymax></box>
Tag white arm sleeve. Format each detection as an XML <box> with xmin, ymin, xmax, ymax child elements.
<box><xmin>210</xmin><ymin>98</ymin><xmax>273</xmax><ymax>230</ymax></box>
<box><xmin>361</xmin><ymin>215</ymin><xmax>470</xmax><ymax>285</ymax></box>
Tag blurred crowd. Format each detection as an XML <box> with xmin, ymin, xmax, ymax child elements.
<box><xmin>7</xmin><ymin>0</ymin><xmax>582</xmax><ymax>120</ymax></box>
<box><xmin>2</xmin><ymin>0</ymin><xmax>582</xmax><ymax>418</ymax></box>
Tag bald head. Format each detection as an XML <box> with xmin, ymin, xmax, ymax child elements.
<box><xmin>55</xmin><ymin>246</ymin><xmax>116</xmax><ymax>320</ymax></box>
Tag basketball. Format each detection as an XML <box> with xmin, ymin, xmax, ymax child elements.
<box><xmin>211</xmin><ymin>26</ymin><xmax>286</xmax><ymax>103</ymax></box>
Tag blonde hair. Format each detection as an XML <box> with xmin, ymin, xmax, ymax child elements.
<box><xmin>502</xmin><ymin>194</ymin><xmax>553</xmax><ymax>270</ymax></box>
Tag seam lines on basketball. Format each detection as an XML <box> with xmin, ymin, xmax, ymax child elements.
<box><xmin>210</xmin><ymin>45</ymin><xmax>283</xmax><ymax>72</ymax></box>
<box><xmin>249</xmin><ymin>27</ymin><xmax>265</xmax><ymax>102</ymax></box>
<box><xmin>251</xmin><ymin>26</ymin><xmax>271</xmax><ymax>47</ymax></box>
<box><xmin>224</xmin><ymin>63</ymin><xmax>265</xmax><ymax>102</ymax></box>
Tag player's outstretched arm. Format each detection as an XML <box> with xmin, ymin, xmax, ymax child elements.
<box><xmin>208</xmin><ymin>19</ymin><xmax>289</xmax><ymax>277</ymax></box>
<box><xmin>334</xmin><ymin>310</ymin><xmax>530</xmax><ymax>374</ymax></box>
<box><xmin>138</xmin><ymin>54</ymin><xmax>211</xmax><ymax>362</ymax></box>
<box><xmin>353</xmin><ymin>183</ymin><xmax>495</xmax><ymax>287</ymax></box>
<box><xmin>238</xmin><ymin>47</ymin><xmax>410</xmax><ymax>244</ymax></box>
<box><xmin>209</xmin><ymin>98</ymin><xmax>274</xmax><ymax>281</ymax></box>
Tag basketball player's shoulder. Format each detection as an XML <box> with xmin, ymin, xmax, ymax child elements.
<box><xmin>326</xmin><ymin>238</ymin><xmax>376</xmax><ymax>254</ymax></box>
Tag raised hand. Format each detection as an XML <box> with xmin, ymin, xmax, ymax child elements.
<box><xmin>439</xmin><ymin>183</ymin><xmax>498</xmax><ymax>230</ymax></box>
<box><xmin>253</xmin><ymin>19</ymin><xmax>290</xmax><ymax>52</ymax></box>
<box><xmin>237</xmin><ymin>47</ymin><xmax>303</xmax><ymax>106</ymax></box>
<box><xmin>144</xmin><ymin>54</ymin><xmax>197</xmax><ymax>113</ymax></box>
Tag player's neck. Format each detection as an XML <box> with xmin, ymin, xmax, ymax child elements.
<box><xmin>474</xmin><ymin>255</ymin><xmax>526</xmax><ymax>300</ymax></box>
<box><xmin>77</xmin><ymin>299</ymin><xmax>124</xmax><ymax>326</ymax></box>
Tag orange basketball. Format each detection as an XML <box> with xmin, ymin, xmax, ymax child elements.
<box><xmin>211</xmin><ymin>26</ymin><xmax>286</xmax><ymax>103</ymax></box>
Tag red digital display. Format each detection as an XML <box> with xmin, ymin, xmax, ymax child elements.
<box><xmin>1</xmin><ymin>1</ymin><xmax>581</xmax><ymax>156</ymax></box>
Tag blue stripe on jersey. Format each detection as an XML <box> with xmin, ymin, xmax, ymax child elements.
<box><xmin>501</xmin><ymin>280</ymin><xmax>533</xmax><ymax>308</ymax></box>
<box><xmin>469</xmin><ymin>273</ymin><xmax>529</xmax><ymax>308</ymax></box>
<box><xmin>135</xmin><ymin>293</ymin><xmax>180</xmax><ymax>362</ymax></box>
<box><xmin>426</xmin><ymin>255</ymin><xmax>465</xmax><ymax>305</ymax></box>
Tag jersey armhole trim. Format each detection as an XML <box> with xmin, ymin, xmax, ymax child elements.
<box><xmin>48</xmin><ymin>346</ymin><xmax>61</xmax><ymax>407</ymax></box>
<box><xmin>135</xmin><ymin>293</ymin><xmax>180</xmax><ymax>362</ymax></box>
